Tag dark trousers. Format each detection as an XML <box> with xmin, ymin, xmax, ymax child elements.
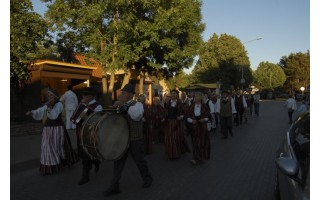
<box><xmin>235</xmin><ymin>107</ymin><xmax>244</xmax><ymax>125</ymax></box>
<box><xmin>220</xmin><ymin>116</ymin><xmax>233</xmax><ymax>137</ymax></box>
<box><xmin>288</xmin><ymin>110</ymin><xmax>294</xmax><ymax>123</ymax></box>
<box><xmin>109</xmin><ymin>140</ymin><xmax>152</xmax><ymax>189</ymax></box>
<box><xmin>254</xmin><ymin>103</ymin><xmax>259</xmax><ymax>116</ymax></box>
<box><xmin>77</xmin><ymin>138</ymin><xmax>100</xmax><ymax>179</ymax></box>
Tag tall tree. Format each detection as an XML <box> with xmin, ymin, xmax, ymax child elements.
<box><xmin>253</xmin><ymin>61</ymin><xmax>286</xmax><ymax>90</ymax></box>
<box><xmin>10</xmin><ymin>0</ymin><xmax>48</xmax><ymax>88</ymax></box>
<box><xmin>279</xmin><ymin>51</ymin><xmax>310</xmax><ymax>94</ymax></box>
<box><xmin>43</xmin><ymin>0</ymin><xmax>204</xmax><ymax>106</ymax></box>
<box><xmin>192</xmin><ymin>33</ymin><xmax>253</xmax><ymax>90</ymax></box>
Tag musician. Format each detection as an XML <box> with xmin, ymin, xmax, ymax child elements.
<box><xmin>76</xmin><ymin>87</ymin><xmax>103</xmax><ymax>185</ymax></box>
<box><xmin>104</xmin><ymin>83</ymin><xmax>153</xmax><ymax>196</ymax></box>
<box><xmin>26</xmin><ymin>88</ymin><xmax>78</xmax><ymax>175</ymax></box>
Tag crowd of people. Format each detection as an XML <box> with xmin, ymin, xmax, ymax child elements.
<box><xmin>25</xmin><ymin>84</ymin><xmax>308</xmax><ymax>197</ymax></box>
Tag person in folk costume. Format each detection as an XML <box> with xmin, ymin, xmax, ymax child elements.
<box><xmin>164</xmin><ymin>89</ymin><xmax>190</xmax><ymax>159</ymax></box>
<box><xmin>233</xmin><ymin>90</ymin><xmax>247</xmax><ymax>126</ymax></box>
<box><xmin>243</xmin><ymin>91</ymin><xmax>252</xmax><ymax>123</ymax></box>
<box><xmin>148</xmin><ymin>96</ymin><xmax>166</xmax><ymax>144</ymax></box>
<box><xmin>105</xmin><ymin>84</ymin><xmax>153</xmax><ymax>196</ymax></box>
<box><xmin>163</xmin><ymin>92</ymin><xmax>172</xmax><ymax>107</ymax></box>
<box><xmin>180</xmin><ymin>91</ymin><xmax>192</xmax><ymax>136</ymax></box>
<box><xmin>138</xmin><ymin>94</ymin><xmax>153</xmax><ymax>155</ymax></box>
<box><xmin>203</xmin><ymin>93</ymin><xmax>216</xmax><ymax>132</ymax></box>
<box><xmin>26</xmin><ymin>88</ymin><xmax>78</xmax><ymax>175</ymax></box>
<box><xmin>186</xmin><ymin>92</ymin><xmax>211</xmax><ymax>165</ymax></box>
<box><xmin>76</xmin><ymin>87</ymin><xmax>103</xmax><ymax>185</ymax></box>
<box><xmin>59</xmin><ymin>84</ymin><xmax>78</xmax><ymax>130</ymax></box>
<box><xmin>210</xmin><ymin>92</ymin><xmax>219</xmax><ymax>130</ymax></box>
<box><xmin>216</xmin><ymin>90</ymin><xmax>237</xmax><ymax>139</ymax></box>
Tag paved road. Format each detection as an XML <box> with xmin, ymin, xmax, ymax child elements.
<box><xmin>11</xmin><ymin>100</ymin><xmax>297</xmax><ymax>200</ymax></box>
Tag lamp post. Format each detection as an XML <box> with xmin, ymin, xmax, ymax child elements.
<box><xmin>241</xmin><ymin>37</ymin><xmax>262</xmax><ymax>91</ymax></box>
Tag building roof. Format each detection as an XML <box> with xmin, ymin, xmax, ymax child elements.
<box><xmin>185</xmin><ymin>83</ymin><xmax>218</xmax><ymax>90</ymax></box>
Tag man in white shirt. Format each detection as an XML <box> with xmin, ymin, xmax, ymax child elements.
<box><xmin>105</xmin><ymin>84</ymin><xmax>152</xmax><ymax>196</ymax></box>
<box><xmin>60</xmin><ymin>85</ymin><xmax>78</xmax><ymax>129</ymax></box>
<box><xmin>284</xmin><ymin>95</ymin><xmax>297</xmax><ymax>124</ymax></box>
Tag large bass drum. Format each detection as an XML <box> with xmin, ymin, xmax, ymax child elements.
<box><xmin>80</xmin><ymin>111</ymin><xmax>129</xmax><ymax>161</ymax></box>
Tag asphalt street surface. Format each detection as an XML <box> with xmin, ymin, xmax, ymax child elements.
<box><xmin>11</xmin><ymin>100</ymin><xmax>297</xmax><ymax>200</ymax></box>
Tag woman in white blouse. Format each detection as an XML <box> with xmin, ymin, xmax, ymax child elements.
<box><xmin>186</xmin><ymin>92</ymin><xmax>211</xmax><ymax>165</ymax></box>
<box><xmin>26</xmin><ymin>88</ymin><xmax>78</xmax><ymax>175</ymax></box>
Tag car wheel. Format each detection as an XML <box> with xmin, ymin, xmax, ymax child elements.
<box><xmin>274</xmin><ymin>171</ymin><xmax>280</xmax><ymax>200</ymax></box>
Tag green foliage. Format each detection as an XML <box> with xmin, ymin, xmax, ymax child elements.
<box><xmin>43</xmin><ymin>0</ymin><xmax>204</xmax><ymax>76</ymax></box>
<box><xmin>253</xmin><ymin>61</ymin><xmax>286</xmax><ymax>90</ymax></box>
<box><xmin>10</xmin><ymin>0</ymin><xmax>48</xmax><ymax>88</ymax></box>
<box><xmin>279</xmin><ymin>51</ymin><xmax>310</xmax><ymax>93</ymax></box>
<box><xmin>192</xmin><ymin>33</ymin><xmax>253</xmax><ymax>90</ymax></box>
<box><xmin>165</xmin><ymin>71</ymin><xmax>192</xmax><ymax>90</ymax></box>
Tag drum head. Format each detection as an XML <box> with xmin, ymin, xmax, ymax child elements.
<box><xmin>96</xmin><ymin>113</ymin><xmax>129</xmax><ymax>160</ymax></box>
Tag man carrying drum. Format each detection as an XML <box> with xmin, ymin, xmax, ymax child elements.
<box><xmin>104</xmin><ymin>83</ymin><xmax>153</xmax><ymax>196</ymax></box>
<box><xmin>76</xmin><ymin>87</ymin><xmax>103</xmax><ymax>185</ymax></box>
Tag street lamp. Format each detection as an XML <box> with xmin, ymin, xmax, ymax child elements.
<box><xmin>300</xmin><ymin>86</ymin><xmax>305</xmax><ymax>95</ymax></box>
<box><xmin>241</xmin><ymin>37</ymin><xmax>262</xmax><ymax>91</ymax></box>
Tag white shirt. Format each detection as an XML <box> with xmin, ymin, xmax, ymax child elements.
<box><xmin>215</xmin><ymin>98</ymin><xmax>237</xmax><ymax>114</ymax></box>
<box><xmin>284</xmin><ymin>98</ymin><xmax>297</xmax><ymax>110</ymax></box>
<box><xmin>127</xmin><ymin>100</ymin><xmax>144</xmax><ymax>121</ymax></box>
<box><xmin>87</xmin><ymin>99</ymin><xmax>103</xmax><ymax>112</ymax></box>
<box><xmin>60</xmin><ymin>90</ymin><xmax>78</xmax><ymax>110</ymax></box>
<box><xmin>187</xmin><ymin>104</ymin><xmax>208</xmax><ymax>123</ymax></box>
<box><xmin>31</xmin><ymin>102</ymin><xmax>63</xmax><ymax>120</ymax></box>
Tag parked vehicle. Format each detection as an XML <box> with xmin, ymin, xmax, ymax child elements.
<box><xmin>274</xmin><ymin>112</ymin><xmax>310</xmax><ymax>200</ymax></box>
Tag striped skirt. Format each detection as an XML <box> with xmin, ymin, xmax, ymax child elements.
<box><xmin>39</xmin><ymin>125</ymin><xmax>78</xmax><ymax>175</ymax></box>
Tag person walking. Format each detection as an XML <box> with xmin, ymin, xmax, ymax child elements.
<box><xmin>284</xmin><ymin>95</ymin><xmax>297</xmax><ymax>124</ymax></box>
<box><xmin>104</xmin><ymin>84</ymin><xmax>153</xmax><ymax>196</ymax></box>
<box><xmin>26</xmin><ymin>88</ymin><xmax>78</xmax><ymax>175</ymax></box>
<box><xmin>253</xmin><ymin>92</ymin><xmax>260</xmax><ymax>117</ymax></box>
<box><xmin>297</xmin><ymin>100</ymin><xmax>308</xmax><ymax>114</ymax></box>
<box><xmin>60</xmin><ymin>85</ymin><xmax>78</xmax><ymax>130</ymax></box>
<box><xmin>163</xmin><ymin>89</ymin><xmax>190</xmax><ymax>159</ymax></box>
<box><xmin>233</xmin><ymin>90</ymin><xmax>247</xmax><ymax>126</ymax></box>
<box><xmin>216</xmin><ymin>91</ymin><xmax>237</xmax><ymax>139</ymax></box>
<box><xmin>76</xmin><ymin>87</ymin><xmax>103</xmax><ymax>185</ymax></box>
<box><xmin>186</xmin><ymin>92</ymin><xmax>211</xmax><ymax>165</ymax></box>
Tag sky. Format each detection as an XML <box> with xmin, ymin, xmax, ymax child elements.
<box><xmin>30</xmin><ymin>0</ymin><xmax>310</xmax><ymax>73</ymax></box>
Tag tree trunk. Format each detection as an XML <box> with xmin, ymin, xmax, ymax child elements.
<box><xmin>102</xmin><ymin>75</ymin><xmax>108</xmax><ymax>108</ymax></box>
<box><xmin>107</xmin><ymin>72</ymin><xmax>115</xmax><ymax>106</ymax></box>
<box><xmin>121</xmin><ymin>70</ymin><xmax>131</xmax><ymax>89</ymax></box>
<box><xmin>139</xmin><ymin>70</ymin><xmax>145</xmax><ymax>95</ymax></box>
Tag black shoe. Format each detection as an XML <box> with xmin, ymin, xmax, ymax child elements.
<box><xmin>221</xmin><ymin>136</ymin><xmax>228</xmax><ymax>139</ymax></box>
<box><xmin>142</xmin><ymin>178</ymin><xmax>153</xmax><ymax>188</ymax></box>
<box><xmin>78</xmin><ymin>177</ymin><xmax>89</xmax><ymax>185</ymax></box>
<box><xmin>103</xmin><ymin>188</ymin><xmax>120</xmax><ymax>196</ymax></box>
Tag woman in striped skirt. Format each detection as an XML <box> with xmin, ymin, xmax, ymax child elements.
<box><xmin>26</xmin><ymin>88</ymin><xmax>78</xmax><ymax>175</ymax></box>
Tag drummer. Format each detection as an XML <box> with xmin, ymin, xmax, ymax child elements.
<box><xmin>104</xmin><ymin>83</ymin><xmax>153</xmax><ymax>196</ymax></box>
<box><xmin>77</xmin><ymin>87</ymin><xmax>103</xmax><ymax>185</ymax></box>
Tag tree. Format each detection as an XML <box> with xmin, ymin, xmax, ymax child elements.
<box><xmin>253</xmin><ymin>61</ymin><xmax>286</xmax><ymax>90</ymax></box>
<box><xmin>165</xmin><ymin>71</ymin><xmax>192</xmax><ymax>91</ymax></box>
<box><xmin>192</xmin><ymin>33</ymin><xmax>253</xmax><ymax>90</ymax></box>
<box><xmin>279</xmin><ymin>51</ymin><xmax>310</xmax><ymax>94</ymax></box>
<box><xmin>43</xmin><ymin>0</ymin><xmax>204</xmax><ymax>106</ymax></box>
<box><xmin>10</xmin><ymin>0</ymin><xmax>48</xmax><ymax>88</ymax></box>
